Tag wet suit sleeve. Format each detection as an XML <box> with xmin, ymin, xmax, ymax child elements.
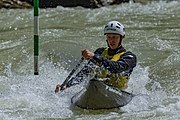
<box><xmin>92</xmin><ymin>51</ymin><xmax>137</xmax><ymax>73</ymax></box>
<box><xmin>66</xmin><ymin>61</ymin><xmax>93</xmax><ymax>88</ymax></box>
<box><xmin>65</xmin><ymin>48</ymin><xmax>105</xmax><ymax>88</ymax></box>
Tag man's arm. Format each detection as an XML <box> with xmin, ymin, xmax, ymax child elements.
<box><xmin>65</xmin><ymin>62</ymin><xmax>93</xmax><ymax>87</ymax></box>
<box><xmin>55</xmin><ymin>48</ymin><xmax>105</xmax><ymax>93</ymax></box>
<box><xmin>66</xmin><ymin>48</ymin><xmax>105</xmax><ymax>87</ymax></box>
<box><xmin>92</xmin><ymin>51</ymin><xmax>137</xmax><ymax>73</ymax></box>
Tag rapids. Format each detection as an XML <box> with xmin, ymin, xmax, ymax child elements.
<box><xmin>0</xmin><ymin>1</ymin><xmax>179</xmax><ymax>119</ymax></box>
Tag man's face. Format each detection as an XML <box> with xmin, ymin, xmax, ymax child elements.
<box><xmin>106</xmin><ymin>33</ymin><xmax>120</xmax><ymax>49</ymax></box>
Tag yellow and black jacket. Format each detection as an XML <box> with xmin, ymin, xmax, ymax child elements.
<box><xmin>66</xmin><ymin>46</ymin><xmax>137</xmax><ymax>90</ymax></box>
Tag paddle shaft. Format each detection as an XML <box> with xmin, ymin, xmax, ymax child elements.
<box><xmin>61</xmin><ymin>57</ymin><xmax>84</xmax><ymax>87</ymax></box>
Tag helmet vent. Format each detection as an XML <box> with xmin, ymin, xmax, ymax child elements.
<box><xmin>111</xmin><ymin>23</ymin><xmax>113</xmax><ymax>27</ymax></box>
<box><xmin>117</xmin><ymin>23</ymin><xmax>121</xmax><ymax>26</ymax></box>
<box><xmin>116</xmin><ymin>26</ymin><xmax>120</xmax><ymax>29</ymax></box>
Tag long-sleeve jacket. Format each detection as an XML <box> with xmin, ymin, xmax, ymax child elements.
<box><xmin>66</xmin><ymin>46</ymin><xmax>137</xmax><ymax>88</ymax></box>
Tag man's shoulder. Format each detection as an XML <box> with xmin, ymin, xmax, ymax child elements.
<box><xmin>123</xmin><ymin>51</ymin><xmax>137</xmax><ymax>59</ymax></box>
<box><xmin>94</xmin><ymin>47</ymin><xmax>106</xmax><ymax>55</ymax></box>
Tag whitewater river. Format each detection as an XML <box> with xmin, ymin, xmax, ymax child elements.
<box><xmin>0</xmin><ymin>1</ymin><xmax>179</xmax><ymax>120</ymax></box>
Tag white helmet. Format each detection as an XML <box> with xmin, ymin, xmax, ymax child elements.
<box><xmin>104</xmin><ymin>21</ymin><xmax>125</xmax><ymax>37</ymax></box>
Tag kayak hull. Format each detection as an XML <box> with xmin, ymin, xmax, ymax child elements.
<box><xmin>71</xmin><ymin>79</ymin><xmax>133</xmax><ymax>109</ymax></box>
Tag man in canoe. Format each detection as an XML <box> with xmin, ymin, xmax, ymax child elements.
<box><xmin>55</xmin><ymin>21</ymin><xmax>137</xmax><ymax>93</ymax></box>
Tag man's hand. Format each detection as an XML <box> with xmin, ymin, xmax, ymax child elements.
<box><xmin>81</xmin><ymin>49</ymin><xmax>94</xmax><ymax>60</ymax></box>
<box><xmin>55</xmin><ymin>84</ymin><xmax>66</xmax><ymax>93</ymax></box>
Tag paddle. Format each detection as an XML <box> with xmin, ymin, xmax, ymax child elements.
<box><xmin>55</xmin><ymin>57</ymin><xmax>84</xmax><ymax>93</ymax></box>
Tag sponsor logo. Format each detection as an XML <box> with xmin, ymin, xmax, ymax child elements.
<box><xmin>106</xmin><ymin>85</ymin><xmax>122</xmax><ymax>96</ymax></box>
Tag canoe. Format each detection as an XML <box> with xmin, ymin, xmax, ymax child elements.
<box><xmin>71</xmin><ymin>79</ymin><xmax>133</xmax><ymax>109</ymax></box>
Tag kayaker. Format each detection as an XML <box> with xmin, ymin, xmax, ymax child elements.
<box><xmin>55</xmin><ymin>21</ymin><xmax>137</xmax><ymax>93</ymax></box>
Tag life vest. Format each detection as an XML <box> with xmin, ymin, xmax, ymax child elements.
<box><xmin>96</xmin><ymin>47</ymin><xmax>129</xmax><ymax>90</ymax></box>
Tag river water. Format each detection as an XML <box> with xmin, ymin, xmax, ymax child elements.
<box><xmin>0</xmin><ymin>1</ymin><xmax>179</xmax><ymax>120</ymax></box>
